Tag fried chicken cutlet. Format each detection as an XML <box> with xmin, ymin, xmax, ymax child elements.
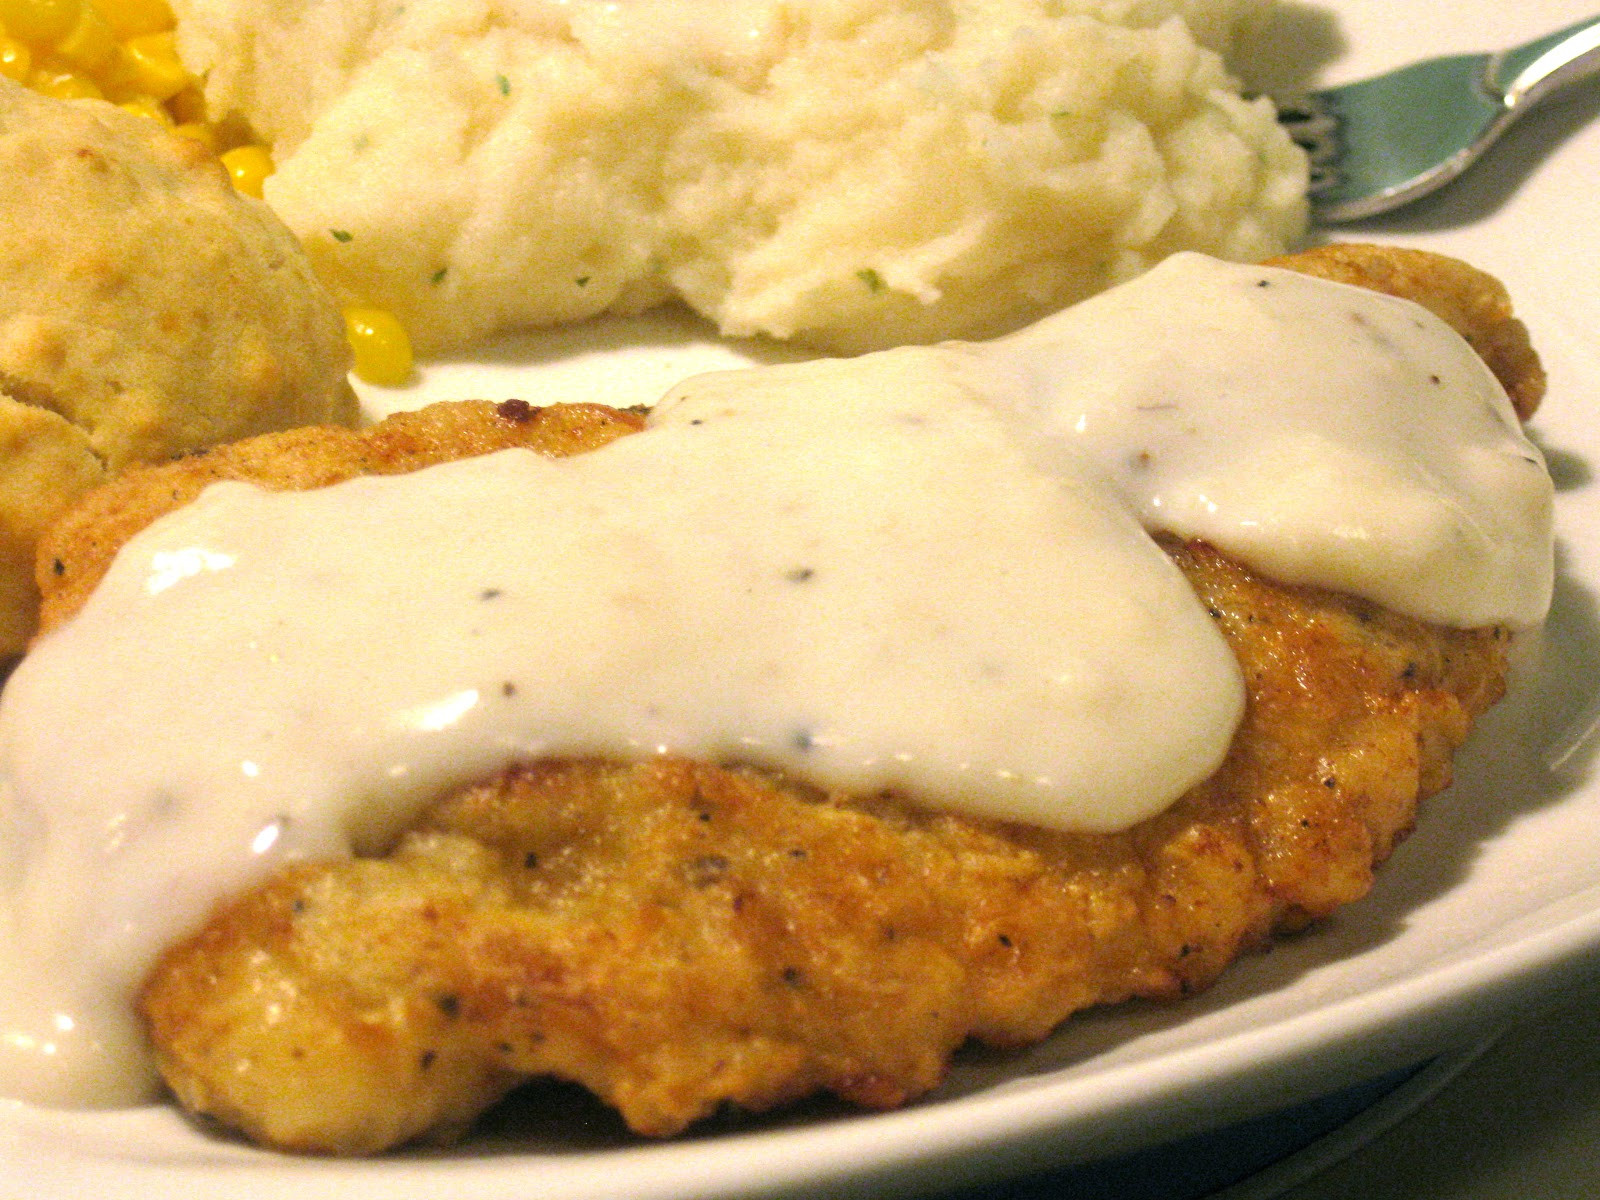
<box><xmin>33</xmin><ymin>245</ymin><xmax>1542</xmax><ymax>1154</ymax></box>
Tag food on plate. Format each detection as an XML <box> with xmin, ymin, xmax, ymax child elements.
<box><xmin>1</xmin><ymin>0</ymin><xmax>272</xmax><ymax>184</ymax></box>
<box><xmin>1266</xmin><ymin>242</ymin><xmax>1545</xmax><ymax>422</ymax></box>
<box><xmin>0</xmin><ymin>245</ymin><xmax>1552</xmax><ymax>1152</ymax></box>
<box><xmin>1</xmin><ymin>0</ymin><xmax>191</xmax><ymax>109</ymax></box>
<box><xmin>145</xmin><ymin>607</ymin><xmax>1502</xmax><ymax>1157</ymax></box>
<box><xmin>0</xmin><ymin>0</ymin><xmax>416</xmax><ymax>387</ymax></box>
<box><xmin>168</xmin><ymin>0</ymin><xmax>1309</xmax><ymax>356</ymax></box>
<box><xmin>0</xmin><ymin>77</ymin><xmax>357</xmax><ymax>654</ymax></box>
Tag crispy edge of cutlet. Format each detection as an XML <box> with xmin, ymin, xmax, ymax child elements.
<box><xmin>27</xmin><ymin>244</ymin><xmax>1543</xmax><ymax>1152</ymax></box>
<box><xmin>34</xmin><ymin>398</ymin><xmax>645</xmax><ymax>640</ymax></box>
<box><xmin>133</xmin><ymin>542</ymin><xmax>1510</xmax><ymax>1152</ymax></box>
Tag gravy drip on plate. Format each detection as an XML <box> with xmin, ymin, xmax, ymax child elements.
<box><xmin>0</xmin><ymin>255</ymin><xmax>1553</xmax><ymax>1106</ymax></box>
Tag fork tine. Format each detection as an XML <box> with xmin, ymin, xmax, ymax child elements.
<box><xmin>1272</xmin><ymin>94</ymin><xmax>1340</xmax><ymax>197</ymax></box>
<box><xmin>1272</xmin><ymin>15</ymin><xmax>1600</xmax><ymax>222</ymax></box>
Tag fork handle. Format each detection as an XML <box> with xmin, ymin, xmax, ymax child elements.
<box><xmin>1487</xmin><ymin>14</ymin><xmax>1600</xmax><ymax>110</ymax></box>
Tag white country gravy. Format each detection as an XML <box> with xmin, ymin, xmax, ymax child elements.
<box><xmin>0</xmin><ymin>255</ymin><xmax>1554</xmax><ymax>1105</ymax></box>
<box><xmin>963</xmin><ymin>254</ymin><xmax>1552</xmax><ymax>627</ymax></box>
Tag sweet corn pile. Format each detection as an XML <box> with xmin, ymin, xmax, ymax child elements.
<box><xmin>0</xmin><ymin>0</ymin><xmax>412</xmax><ymax>386</ymax></box>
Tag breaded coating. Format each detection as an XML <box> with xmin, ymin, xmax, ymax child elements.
<box><xmin>36</xmin><ymin>399</ymin><xmax>644</xmax><ymax>639</ymax></box>
<box><xmin>32</xmin><ymin>246</ymin><xmax>1539</xmax><ymax>1153</ymax></box>
<box><xmin>135</xmin><ymin>542</ymin><xmax>1507</xmax><ymax>1153</ymax></box>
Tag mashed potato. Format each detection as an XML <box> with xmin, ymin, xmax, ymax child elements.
<box><xmin>0</xmin><ymin>79</ymin><xmax>357</xmax><ymax>655</ymax></box>
<box><xmin>172</xmin><ymin>0</ymin><xmax>1307</xmax><ymax>355</ymax></box>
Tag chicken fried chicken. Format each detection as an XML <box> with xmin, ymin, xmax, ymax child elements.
<box><xmin>30</xmin><ymin>244</ymin><xmax>1542</xmax><ymax>1154</ymax></box>
<box><xmin>136</xmin><ymin>552</ymin><xmax>1507</xmax><ymax>1152</ymax></box>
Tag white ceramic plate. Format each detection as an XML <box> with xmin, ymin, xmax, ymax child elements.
<box><xmin>6</xmin><ymin>1</ymin><xmax>1600</xmax><ymax>1196</ymax></box>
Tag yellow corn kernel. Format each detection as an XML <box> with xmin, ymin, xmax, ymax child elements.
<box><xmin>119</xmin><ymin>92</ymin><xmax>169</xmax><ymax>123</ymax></box>
<box><xmin>0</xmin><ymin>0</ymin><xmax>79</xmax><ymax>45</ymax></box>
<box><xmin>170</xmin><ymin>120</ymin><xmax>215</xmax><ymax>150</ymax></box>
<box><xmin>108</xmin><ymin>29</ymin><xmax>185</xmax><ymax>100</ymax></box>
<box><xmin>0</xmin><ymin>35</ymin><xmax>30</xmax><ymax>82</ymax></box>
<box><xmin>219</xmin><ymin>143</ymin><xmax>273</xmax><ymax>198</ymax></box>
<box><xmin>344</xmin><ymin>307</ymin><xmax>414</xmax><ymax>387</ymax></box>
<box><xmin>28</xmin><ymin>57</ymin><xmax>100</xmax><ymax>99</ymax></box>
<box><xmin>95</xmin><ymin>0</ymin><xmax>170</xmax><ymax>39</ymax></box>
<box><xmin>54</xmin><ymin>1</ymin><xmax>112</xmax><ymax>73</ymax></box>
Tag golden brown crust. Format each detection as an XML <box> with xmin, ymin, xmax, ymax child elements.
<box><xmin>138</xmin><ymin>541</ymin><xmax>1506</xmax><ymax>1153</ymax></box>
<box><xmin>35</xmin><ymin>400</ymin><xmax>644</xmax><ymax>640</ymax></box>
<box><xmin>33</xmin><ymin>244</ymin><xmax>1537</xmax><ymax>1153</ymax></box>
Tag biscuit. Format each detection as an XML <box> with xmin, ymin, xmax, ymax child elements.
<box><xmin>0</xmin><ymin>80</ymin><xmax>358</xmax><ymax>653</ymax></box>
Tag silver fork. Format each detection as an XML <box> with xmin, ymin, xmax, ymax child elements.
<box><xmin>1275</xmin><ymin>15</ymin><xmax>1600</xmax><ymax>222</ymax></box>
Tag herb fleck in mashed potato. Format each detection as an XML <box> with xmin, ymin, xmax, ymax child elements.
<box><xmin>173</xmin><ymin>0</ymin><xmax>1308</xmax><ymax>355</ymax></box>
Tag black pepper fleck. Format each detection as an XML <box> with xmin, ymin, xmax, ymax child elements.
<box><xmin>524</xmin><ymin>851</ymin><xmax>539</xmax><ymax>869</ymax></box>
<box><xmin>496</xmin><ymin>398</ymin><xmax>534</xmax><ymax>422</ymax></box>
<box><xmin>436</xmin><ymin>994</ymin><xmax>461</xmax><ymax>1019</ymax></box>
<box><xmin>784</xmin><ymin>567</ymin><xmax>816</xmax><ymax>583</ymax></box>
<box><xmin>685</xmin><ymin>854</ymin><xmax>730</xmax><ymax>886</ymax></box>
